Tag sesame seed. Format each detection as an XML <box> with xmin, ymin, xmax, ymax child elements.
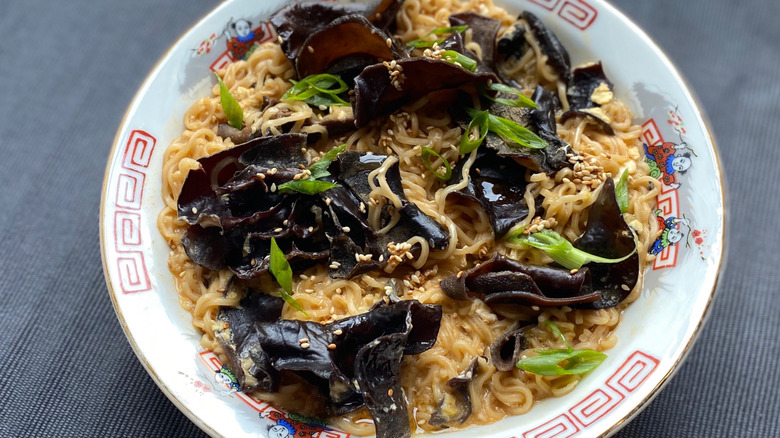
<box><xmin>388</xmin><ymin>389</ymin><xmax>394</xmax><ymax>397</ymax></box>
<box><xmin>327</xmin><ymin>343</ymin><xmax>337</xmax><ymax>350</ymax></box>
<box><xmin>277</xmin><ymin>36</ymin><xmax>283</xmax><ymax>44</ymax></box>
<box><xmin>457</xmin><ymin>271</ymin><xmax>463</xmax><ymax>279</ymax></box>
<box><xmin>299</xmin><ymin>338</ymin><xmax>309</xmax><ymax>344</ymax></box>
<box><xmin>301</xmin><ymin>342</ymin><xmax>311</xmax><ymax>349</ymax></box>
<box><xmin>191</xmin><ymin>207</ymin><xmax>198</xmax><ymax>214</ymax></box>
<box><xmin>308</xmin><ymin>226</ymin><xmax>314</xmax><ymax>232</ymax></box>
<box><xmin>386</xmin><ymin>37</ymin><xmax>392</xmax><ymax>48</ymax></box>
<box><xmin>270</xmin><ymin>183</ymin><xmax>277</xmax><ymax>192</ymax></box>
<box><xmin>250</xmin><ymin>258</ymin><xmax>256</xmax><ymax>266</ymax></box>
<box><xmin>334</xmin><ymin>329</ymin><xmax>343</xmax><ymax>335</ymax></box>
<box><xmin>283</xmin><ymin>220</ymin><xmax>288</xmax><ymax>226</ymax></box>
<box><xmin>570</xmin><ymin>269</ymin><xmax>579</xmax><ymax>274</ymax></box>
<box><xmin>342</xmin><ymin>226</ymin><xmax>351</xmax><ymax>233</ymax></box>
<box><xmin>307</xmin><ymin>45</ymin><xmax>314</xmax><ymax>53</ymax></box>
<box><xmin>531</xmin><ymin>306</ymin><xmax>540</xmax><ymax>311</ymax></box>
<box><xmin>274</xmin><ymin>227</ymin><xmax>283</xmax><ymax>233</ymax></box>
<box><xmin>621</xmin><ymin>284</ymin><xmax>630</xmax><ymax>291</ymax></box>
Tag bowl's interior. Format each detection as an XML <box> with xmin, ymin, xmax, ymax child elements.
<box><xmin>101</xmin><ymin>0</ymin><xmax>724</xmax><ymax>437</ymax></box>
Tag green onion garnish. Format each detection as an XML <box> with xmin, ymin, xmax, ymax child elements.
<box><xmin>506</xmin><ymin>228</ymin><xmax>636</xmax><ymax>270</ymax></box>
<box><xmin>215</xmin><ymin>73</ymin><xmax>243</xmax><ymax>130</ymax></box>
<box><xmin>459</xmin><ymin>110</ymin><xmax>490</xmax><ymax>154</ymax></box>
<box><xmin>282</xmin><ymin>73</ymin><xmax>350</xmax><ymax>107</ymax></box>
<box><xmin>516</xmin><ymin>321</ymin><xmax>607</xmax><ymax>376</ymax></box>
<box><xmin>465</xmin><ymin>108</ymin><xmax>548</xmax><ymax>150</ymax></box>
<box><xmin>484</xmin><ymin>83</ymin><xmax>538</xmax><ymax>109</ymax></box>
<box><xmin>278</xmin><ymin>144</ymin><xmax>346</xmax><ymax>195</ymax></box>
<box><xmin>269</xmin><ymin>237</ymin><xmax>308</xmax><ymax>317</ymax></box>
<box><xmin>406</xmin><ymin>25</ymin><xmax>468</xmax><ymax>48</ymax></box>
<box><xmin>441</xmin><ymin>50</ymin><xmax>477</xmax><ymax>72</ymax></box>
<box><xmin>616</xmin><ymin>169</ymin><xmax>629</xmax><ymax>213</ymax></box>
<box><xmin>421</xmin><ymin>147</ymin><xmax>453</xmax><ymax>181</ymax></box>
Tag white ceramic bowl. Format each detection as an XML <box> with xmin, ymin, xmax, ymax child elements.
<box><xmin>100</xmin><ymin>1</ymin><xmax>725</xmax><ymax>437</ymax></box>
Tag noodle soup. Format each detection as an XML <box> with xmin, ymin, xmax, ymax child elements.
<box><xmin>157</xmin><ymin>1</ymin><xmax>660</xmax><ymax>436</ymax></box>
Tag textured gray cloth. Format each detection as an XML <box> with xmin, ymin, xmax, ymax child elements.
<box><xmin>0</xmin><ymin>0</ymin><xmax>776</xmax><ymax>437</ymax></box>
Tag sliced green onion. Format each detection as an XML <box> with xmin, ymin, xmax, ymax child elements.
<box><xmin>545</xmin><ymin>320</ymin><xmax>569</xmax><ymax>348</ymax></box>
<box><xmin>616</xmin><ymin>169</ymin><xmax>629</xmax><ymax>213</ymax></box>
<box><xmin>486</xmin><ymin>113</ymin><xmax>547</xmax><ymax>149</ymax></box>
<box><xmin>406</xmin><ymin>25</ymin><xmax>468</xmax><ymax>48</ymax></box>
<box><xmin>517</xmin><ymin>349</ymin><xmax>607</xmax><ymax>376</ymax></box>
<box><xmin>484</xmin><ymin>83</ymin><xmax>538</xmax><ymax>109</ymax></box>
<box><xmin>421</xmin><ymin>147</ymin><xmax>452</xmax><ymax>181</ymax></box>
<box><xmin>506</xmin><ymin>229</ymin><xmax>636</xmax><ymax>270</ymax></box>
<box><xmin>282</xmin><ymin>73</ymin><xmax>350</xmax><ymax>107</ymax></box>
<box><xmin>308</xmin><ymin>144</ymin><xmax>346</xmax><ymax>180</ymax></box>
<box><xmin>277</xmin><ymin>180</ymin><xmax>340</xmax><ymax>195</ymax></box>
<box><xmin>464</xmin><ymin>108</ymin><xmax>548</xmax><ymax>150</ymax></box>
<box><xmin>441</xmin><ymin>50</ymin><xmax>477</xmax><ymax>72</ymax></box>
<box><xmin>277</xmin><ymin>144</ymin><xmax>346</xmax><ymax>195</ymax></box>
<box><xmin>269</xmin><ymin>237</ymin><xmax>308</xmax><ymax>317</ymax></box>
<box><xmin>516</xmin><ymin>321</ymin><xmax>606</xmax><ymax>376</ymax></box>
<box><xmin>459</xmin><ymin>110</ymin><xmax>489</xmax><ymax>154</ymax></box>
<box><xmin>215</xmin><ymin>73</ymin><xmax>243</xmax><ymax>130</ymax></box>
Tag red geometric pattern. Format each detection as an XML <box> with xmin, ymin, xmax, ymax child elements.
<box><xmin>641</xmin><ymin>119</ymin><xmax>663</xmax><ymax>147</ymax></box>
<box><xmin>642</xmin><ymin>119</ymin><xmax>682</xmax><ymax>270</ymax></box>
<box><xmin>652</xmin><ymin>184</ymin><xmax>680</xmax><ymax>269</ymax></box>
<box><xmin>523</xmin><ymin>413</ymin><xmax>580</xmax><ymax>438</ymax></box>
<box><xmin>527</xmin><ymin>0</ymin><xmax>598</xmax><ymax>30</ymax></box>
<box><xmin>112</xmin><ymin>130</ymin><xmax>156</xmax><ymax>293</ymax></box>
<box><xmin>606</xmin><ymin>351</ymin><xmax>660</xmax><ymax>393</ymax></box>
<box><xmin>569</xmin><ymin>385</ymin><xmax>624</xmax><ymax>427</ymax></box>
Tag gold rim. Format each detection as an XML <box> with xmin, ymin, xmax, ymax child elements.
<box><xmin>98</xmin><ymin>1</ymin><xmax>728</xmax><ymax>437</ymax></box>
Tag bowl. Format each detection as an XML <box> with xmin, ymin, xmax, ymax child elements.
<box><xmin>100</xmin><ymin>0</ymin><xmax>725</xmax><ymax>436</ymax></box>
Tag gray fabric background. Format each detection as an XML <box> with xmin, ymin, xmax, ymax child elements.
<box><xmin>0</xmin><ymin>0</ymin><xmax>776</xmax><ymax>436</ymax></box>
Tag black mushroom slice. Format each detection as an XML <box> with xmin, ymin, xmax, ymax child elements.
<box><xmin>448</xmin><ymin>12</ymin><xmax>502</xmax><ymax>72</ymax></box>
<box><xmin>214</xmin><ymin>291</ymin><xmax>286</xmax><ymax>392</ymax></box>
<box><xmin>489</xmin><ymin>324</ymin><xmax>533</xmax><ymax>371</ymax></box>
<box><xmin>366</xmin><ymin>0</ymin><xmax>405</xmax><ymax>31</ymax></box>
<box><xmin>177</xmin><ymin>134</ymin><xmax>308</xmax><ymax>227</ymax></box>
<box><xmin>561</xmin><ymin>62</ymin><xmax>616</xmax><ymax>134</ymax></box>
<box><xmin>447</xmin><ymin>147</ymin><xmax>532</xmax><ymax>238</ymax></box>
<box><xmin>336</xmin><ymin>151</ymin><xmax>450</xmax><ymax>251</ymax></box>
<box><xmin>270</xmin><ymin>2</ymin><xmax>366</xmax><ymax>63</ymax></box>
<box><xmin>429</xmin><ymin>357</ymin><xmax>485</xmax><ymax>427</ymax></box>
<box><xmin>440</xmin><ymin>253</ymin><xmax>600</xmax><ymax>307</ymax></box>
<box><xmin>215</xmin><ymin>299</ymin><xmax>442</xmax><ymax>438</ymax></box>
<box><xmin>462</xmin><ymin>86</ymin><xmax>571</xmax><ymax>177</ymax></box>
<box><xmin>521</xmin><ymin>11</ymin><xmax>572</xmax><ymax>84</ymax></box>
<box><xmin>573</xmin><ymin>178</ymin><xmax>639</xmax><ymax>309</ymax></box>
<box><xmin>294</xmin><ymin>15</ymin><xmax>407</xmax><ymax>79</ymax></box>
<box><xmin>352</xmin><ymin>57</ymin><xmax>497</xmax><ymax>127</ymax></box>
<box><xmin>481</xmin><ymin>86</ymin><xmax>572</xmax><ymax>175</ymax></box>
